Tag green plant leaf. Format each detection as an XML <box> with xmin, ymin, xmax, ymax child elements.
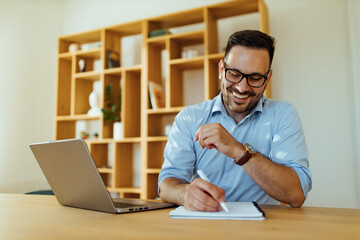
<box><xmin>101</xmin><ymin>82</ymin><xmax>121</xmax><ymax>122</ymax></box>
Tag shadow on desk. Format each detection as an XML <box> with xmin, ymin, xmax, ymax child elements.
<box><xmin>25</xmin><ymin>190</ymin><xmax>54</xmax><ymax>195</ymax></box>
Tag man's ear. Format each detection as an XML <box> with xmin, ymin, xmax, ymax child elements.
<box><xmin>265</xmin><ymin>69</ymin><xmax>273</xmax><ymax>89</ymax></box>
<box><xmin>218</xmin><ymin>59</ymin><xmax>224</xmax><ymax>80</ymax></box>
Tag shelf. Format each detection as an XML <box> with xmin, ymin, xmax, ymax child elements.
<box><xmin>146</xmin><ymin>168</ymin><xmax>161</xmax><ymax>174</ymax></box>
<box><xmin>169</xmin><ymin>29</ymin><xmax>204</xmax><ymax>43</ymax></box>
<box><xmin>169</xmin><ymin>56</ymin><xmax>204</xmax><ymax>69</ymax></box>
<box><xmin>147</xmin><ymin>136</ymin><xmax>168</xmax><ymax>142</ymax></box>
<box><xmin>108</xmin><ymin>187</ymin><xmax>141</xmax><ymax>193</ymax></box>
<box><xmin>74</xmin><ymin>71</ymin><xmax>101</xmax><ymax>81</ymax></box>
<box><xmin>58</xmin><ymin>48</ymin><xmax>102</xmax><ymax>59</ymax></box>
<box><xmin>98</xmin><ymin>168</ymin><xmax>113</xmax><ymax>174</ymax></box>
<box><xmin>147</xmin><ymin>107</ymin><xmax>184</xmax><ymax>114</ymax></box>
<box><xmin>147</xmin><ymin>29</ymin><xmax>205</xmax><ymax>45</ymax></box>
<box><xmin>147</xmin><ymin>112</ymin><xmax>177</xmax><ymax>137</ymax></box>
<box><xmin>60</xmin><ymin>29</ymin><xmax>102</xmax><ymax>44</ymax></box>
<box><xmin>107</xmin><ymin>20</ymin><xmax>143</xmax><ymax>36</ymax></box>
<box><xmin>146</xmin><ymin>35</ymin><xmax>167</xmax><ymax>45</ymax></box>
<box><xmin>114</xmin><ymin>137</ymin><xmax>141</xmax><ymax>143</ymax></box>
<box><xmin>59</xmin><ymin>29</ymin><xmax>102</xmax><ymax>54</ymax></box>
<box><xmin>104</xmin><ymin>65</ymin><xmax>142</xmax><ymax>76</ymax></box>
<box><xmin>123</xmin><ymin>65</ymin><xmax>142</xmax><ymax>72</ymax></box>
<box><xmin>58</xmin><ymin>52</ymin><xmax>73</xmax><ymax>60</ymax></box>
<box><xmin>208</xmin><ymin>52</ymin><xmax>224</xmax><ymax>60</ymax></box>
<box><xmin>148</xmin><ymin>8</ymin><xmax>204</xmax><ymax>30</ymax></box>
<box><xmin>169</xmin><ymin>30</ymin><xmax>204</xmax><ymax>60</ymax></box>
<box><xmin>86</xmin><ymin>137</ymin><xmax>142</xmax><ymax>144</ymax></box>
<box><xmin>75</xmin><ymin>48</ymin><xmax>101</xmax><ymax>58</ymax></box>
<box><xmin>57</xmin><ymin>59</ymin><xmax>72</xmax><ymax>116</ymax></box>
<box><xmin>56</xmin><ymin>115</ymin><xmax>101</xmax><ymax>121</ymax></box>
<box><xmin>55</xmin><ymin>0</ymin><xmax>269</xmax><ymax>200</ymax></box>
<box><xmin>207</xmin><ymin>0</ymin><xmax>259</xmax><ymax>19</ymax></box>
<box><xmin>104</xmin><ymin>67</ymin><xmax>122</xmax><ymax>76</ymax></box>
<box><xmin>85</xmin><ymin>138</ymin><xmax>114</xmax><ymax>144</ymax></box>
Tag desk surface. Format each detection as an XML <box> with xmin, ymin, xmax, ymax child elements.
<box><xmin>1</xmin><ymin>194</ymin><xmax>359</xmax><ymax>240</ymax></box>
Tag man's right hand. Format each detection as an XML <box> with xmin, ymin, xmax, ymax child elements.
<box><xmin>183</xmin><ymin>178</ymin><xmax>226</xmax><ymax>212</ymax></box>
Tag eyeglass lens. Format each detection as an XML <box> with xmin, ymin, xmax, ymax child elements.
<box><xmin>225</xmin><ymin>68</ymin><xmax>266</xmax><ymax>88</ymax></box>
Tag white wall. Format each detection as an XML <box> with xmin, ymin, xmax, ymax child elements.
<box><xmin>60</xmin><ymin>0</ymin><xmax>223</xmax><ymax>34</ymax></box>
<box><xmin>269</xmin><ymin>0</ymin><xmax>358</xmax><ymax>208</ymax></box>
<box><xmin>0</xmin><ymin>0</ymin><xmax>358</xmax><ymax>208</ymax></box>
<box><xmin>0</xmin><ymin>0</ymin><xmax>63</xmax><ymax>193</ymax></box>
<box><xmin>347</xmin><ymin>0</ymin><xmax>360</xmax><ymax>209</ymax></box>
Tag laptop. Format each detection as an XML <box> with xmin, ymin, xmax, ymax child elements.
<box><xmin>29</xmin><ymin>138</ymin><xmax>175</xmax><ymax>214</ymax></box>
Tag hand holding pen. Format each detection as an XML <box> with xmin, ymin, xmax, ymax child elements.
<box><xmin>197</xmin><ymin>170</ymin><xmax>229</xmax><ymax>213</ymax></box>
<box><xmin>182</xmin><ymin>170</ymin><xmax>228</xmax><ymax>212</ymax></box>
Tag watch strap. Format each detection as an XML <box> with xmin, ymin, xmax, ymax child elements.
<box><xmin>234</xmin><ymin>143</ymin><xmax>255</xmax><ymax>166</ymax></box>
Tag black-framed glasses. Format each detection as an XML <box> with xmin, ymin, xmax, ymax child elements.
<box><xmin>224</xmin><ymin>62</ymin><xmax>270</xmax><ymax>88</ymax></box>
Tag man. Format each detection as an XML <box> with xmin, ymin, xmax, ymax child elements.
<box><xmin>158</xmin><ymin>30</ymin><xmax>312</xmax><ymax>211</ymax></box>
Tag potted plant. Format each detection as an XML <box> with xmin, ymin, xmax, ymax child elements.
<box><xmin>102</xmin><ymin>82</ymin><xmax>122</xmax><ymax>140</ymax></box>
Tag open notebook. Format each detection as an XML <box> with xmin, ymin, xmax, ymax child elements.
<box><xmin>170</xmin><ymin>202</ymin><xmax>265</xmax><ymax>220</ymax></box>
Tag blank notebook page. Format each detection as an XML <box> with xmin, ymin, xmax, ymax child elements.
<box><xmin>169</xmin><ymin>202</ymin><xmax>265</xmax><ymax>220</ymax></box>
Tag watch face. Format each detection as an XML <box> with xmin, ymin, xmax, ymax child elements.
<box><xmin>245</xmin><ymin>143</ymin><xmax>256</xmax><ymax>154</ymax></box>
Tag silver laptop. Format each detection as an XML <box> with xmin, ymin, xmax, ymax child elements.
<box><xmin>29</xmin><ymin>138</ymin><xmax>175</xmax><ymax>214</ymax></box>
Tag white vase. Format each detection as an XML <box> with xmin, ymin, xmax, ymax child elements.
<box><xmin>113</xmin><ymin>122</ymin><xmax>123</xmax><ymax>140</ymax></box>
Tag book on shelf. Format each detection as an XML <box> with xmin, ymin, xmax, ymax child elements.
<box><xmin>148</xmin><ymin>29</ymin><xmax>169</xmax><ymax>38</ymax></box>
<box><xmin>148</xmin><ymin>81</ymin><xmax>165</xmax><ymax>110</ymax></box>
<box><xmin>106</xmin><ymin>49</ymin><xmax>120</xmax><ymax>69</ymax></box>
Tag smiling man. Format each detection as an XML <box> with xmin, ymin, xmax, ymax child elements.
<box><xmin>158</xmin><ymin>30</ymin><xmax>312</xmax><ymax>211</ymax></box>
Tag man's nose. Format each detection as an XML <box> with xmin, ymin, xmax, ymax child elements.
<box><xmin>234</xmin><ymin>77</ymin><xmax>251</xmax><ymax>93</ymax></box>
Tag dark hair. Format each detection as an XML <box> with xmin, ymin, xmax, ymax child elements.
<box><xmin>224</xmin><ymin>30</ymin><xmax>276</xmax><ymax>67</ymax></box>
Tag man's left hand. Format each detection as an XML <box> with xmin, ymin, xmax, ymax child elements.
<box><xmin>194</xmin><ymin>123</ymin><xmax>243</xmax><ymax>159</ymax></box>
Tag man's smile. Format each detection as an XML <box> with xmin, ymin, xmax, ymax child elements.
<box><xmin>229</xmin><ymin>88</ymin><xmax>254</xmax><ymax>104</ymax></box>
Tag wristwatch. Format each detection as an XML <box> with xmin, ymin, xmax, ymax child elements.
<box><xmin>234</xmin><ymin>143</ymin><xmax>256</xmax><ymax>166</ymax></box>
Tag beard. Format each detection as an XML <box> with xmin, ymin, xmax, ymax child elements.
<box><xmin>222</xmin><ymin>84</ymin><xmax>264</xmax><ymax>115</ymax></box>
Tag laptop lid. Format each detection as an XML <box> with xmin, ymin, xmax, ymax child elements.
<box><xmin>30</xmin><ymin>138</ymin><xmax>121</xmax><ymax>213</ymax></box>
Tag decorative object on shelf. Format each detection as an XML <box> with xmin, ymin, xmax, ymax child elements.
<box><xmin>81</xmin><ymin>41</ymin><xmax>101</xmax><ymax>51</ymax></box>
<box><xmin>93</xmin><ymin>59</ymin><xmax>102</xmax><ymax>72</ymax></box>
<box><xmin>187</xmin><ymin>49</ymin><xmax>198</xmax><ymax>58</ymax></box>
<box><xmin>87</xmin><ymin>91</ymin><xmax>102</xmax><ymax>116</ymax></box>
<box><xmin>76</xmin><ymin>120</ymin><xmax>87</xmax><ymax>139</ymax></box>
<box><xmin>80</xmin><ymin>131</ymin><xmax>89</xmax><ymax>139</ymax></box>
<box><xmin>78</xmin><ymin>59</ymin><xmax>86</xmax><ymax>72</ymax></box>
<box><xmin>164</xmin><ymin>123</ymin><xmax>172</xmax><ymax>136</ymax></box>
<box><xmin>148</xmin><ymin>29</ymin><xmax>169</xmax><ymax>38</ymax></box>
<box><xmin>106</xmin><ymin>49</ymin><xmax>120</xmax><ymax>68</ymax></box>
<box><xmin>182</xmin><ymin>49</ymin><xmax>199</xmax><ymax>59</ymax></box>
<box><xmin>113</xmin><ymin>121</ymin><xmax>123</xmax><ymax>140</ymax></box>
<box><xmin>148</xmin><ymin>81</ymin><xmax>165</xmax><ymax>110</ymax></box>
<box><xmin>68</xmin><ymin>43</ymin><xmax>81</xmax><ymax>52</ymax></box>
<box><xmin>102</xmin><ymin>82</ymin><xmax>122</xmax><ymax>139</ymax></box>
<box><xmin>108</xmin><ymin>143</ymin><xmax>114</xmax><ymax>167</ymax></box>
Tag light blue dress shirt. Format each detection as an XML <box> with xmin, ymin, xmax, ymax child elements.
<box><xmin>158</xmin><ymin>93</ymin><xmax>312</xmax><ymax>204</ymax></box>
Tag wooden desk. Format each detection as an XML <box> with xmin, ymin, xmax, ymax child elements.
<box><xmin>0</xmin><ymin>194</ymin><xmax>359</xmax><ymax>240</ymax></box>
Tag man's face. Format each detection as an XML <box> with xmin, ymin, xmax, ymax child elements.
<box><xmin>219</xmin><ymin>45</ymin><xmax>272</xmax><ymax>121</ymax></box>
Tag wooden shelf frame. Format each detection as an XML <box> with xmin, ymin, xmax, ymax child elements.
<box><xmin>55</xmin><ymin>0</ymin><xmax>269</xmax><ymax>199</ymax></box>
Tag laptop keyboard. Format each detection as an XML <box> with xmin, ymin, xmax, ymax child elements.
<box><xmin>113</xmin><ymin>201</ymin><xmax>144</xmax><ymax>209</ymax></box>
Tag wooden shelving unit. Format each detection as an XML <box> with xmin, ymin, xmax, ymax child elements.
<box><xmin>55</xmin><ymin>0</ymin><xmax>269</xmax><ymax>199</ymax></box>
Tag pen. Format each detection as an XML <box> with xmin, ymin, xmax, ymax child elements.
<box><xmin>197</xmin><ymin>170</ymin><xmax>229</xmax><ymax>213</ymax></box>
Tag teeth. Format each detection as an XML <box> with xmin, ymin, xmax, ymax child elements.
<box><xmin>232</xmin><ymin>92</ymin><xmax>249</xmax><ymax>99</ymax></box>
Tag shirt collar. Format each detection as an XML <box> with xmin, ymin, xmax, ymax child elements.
<box><xmin>211</xmin><ymin>92</ymin><xmax>266</xmax><ymax>119</ymax></box>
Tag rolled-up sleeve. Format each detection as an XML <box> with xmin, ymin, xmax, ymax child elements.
<box><xmin>269</xmin><ymin>103</ymin><xmax>312</xmax><ymax>199</ymax></box>
<box><xmin>158</xmin><ymin>109</ymin><xmax>196</xmax><ymax>194</ymax></box>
